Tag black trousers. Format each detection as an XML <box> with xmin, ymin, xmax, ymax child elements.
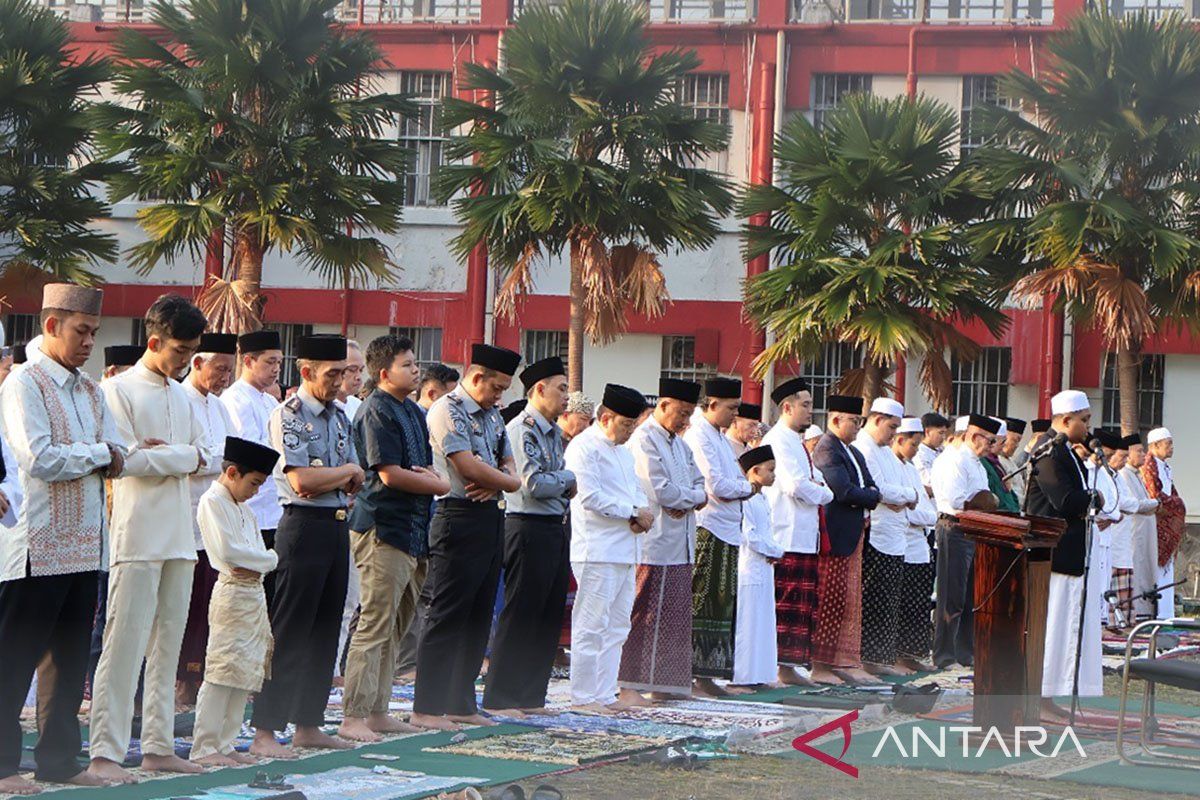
<box><xmin>261</xmin><ymin>527</ymin><xmax>278</xmax><ymax>609</ymax></box>
<box><xmin>0</xmin><ymin>570</ymin><xmax>97</xmax><ymax>781</ymax></box>
<box><xmin>932</xmin><ymin>519</ymin><xmax>976</xmax><ymax>668</ymax></box>
<box><xmin>482</xmin><ymin>514</ymin><xmax>570</xmax><ymax>711</ymax></box>
<box><xmin>413</xmin><ymin>500</ymin><xmax>503</xmax><ymax>717</ymax></box>
<box><xmin>251</xmin><ymin>508</ymin><xmax>348</xmax><ymax>731</ymax></box>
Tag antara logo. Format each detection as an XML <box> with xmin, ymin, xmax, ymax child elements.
<box><xmin>791</xmin><ymin>709</ymin><xmax>859</xmax><ymax>778</ymax></box>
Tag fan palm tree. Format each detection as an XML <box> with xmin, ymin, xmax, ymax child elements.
<box><xmin>92</xmin><ymin>0</ymin><xmax>414</xmax><ymax>332</ymax></box>
<box><xmin>0</xmin><ymin>0</ymin><xmax>116</xmax><ymax>285</ymax></box>
<box><xmin>742</xmin><ymin>92</ymin><xmax>1006</xmax><ymax>410</ymax></box>
<box><xmin>970</xmin><ymin>11</ymin><xmax>1200</xmax><ymax>434</ymax></box>
<box><xmin>434</xmin><ymin>0</ymin><xmax>733</xmax><ymax>390</ymax></box>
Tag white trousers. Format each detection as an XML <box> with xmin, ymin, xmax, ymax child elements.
<box><xmin>569</xmin><ymin>561</ymin><xmax>635</xmax><ymax>706</ymax></box>
<box><xmin>1094</xmin><ymin>543</ymin><xmax>1111</xmax><ymax>625</ymax></box>
<box><xmin>1157</xmin><ymin>560</ymin><xmax>1175</xmax><ymax>619</ymax></box>
<box><xmin>89</xmin><ymin>559</ymin><xmax>195</xmax><ymax>763</ymax></box>
<box><xmin>335</xmin><ymin>546</ymin><xmax>360</xmax><ymax>677</ymax></box>
<box><xmin>1042</xmin><ymin>570</ymin><xmax>1102</xmax><ymax>698</ymax></box>
<box><xmin>190</xmin><ymin>682</ymin><xmax>250</xmax><ymax>760</ymax></box>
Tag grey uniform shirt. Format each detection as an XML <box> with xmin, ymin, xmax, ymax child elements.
<box><xmin>427</xmin><ymin>384</ymin><xmax>513</xmax><ymax>500</ymax></box>
<box><xmin>504</xmin><ymin>406</ymin><xmax>576</xmax><ymax>516</ymax></box>
<box><xmin>269</xmin><ymin>385</ymin><xmax>357</xmax><ymax>507</ymax></box>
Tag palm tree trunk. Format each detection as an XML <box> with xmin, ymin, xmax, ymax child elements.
<box><xmin>233</xmin><ymin>226</ymin><xmax>266</xmax><ymax>331</ymax></box>
<box><xmin>1117</xmin><ymin>344</ymin><xmax>1141</xmax><ymax>436</ymax></box>
<box><xmin>862</xmin><ymin>359</ymin><xmax>884</xmax><ymax>410</ymax></box>
<box><xmin>568</xmin><ymin>237</ymin><xmax>585</xmax><ymax>393</ymax></box>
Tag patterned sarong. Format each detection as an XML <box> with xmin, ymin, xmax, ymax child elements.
<box><xmin>811</xmin><ymin>536</ymin><xmax>863</xmax><ymax>669</ymax></box>
<box><xmin>896</xmin><ymin>560</ymin><xmax>935</xmax><ymax>660</ymax></box>
<box><xmin>774</xmin><ymin>551</ymin><xmax>819</xmax><ymax>666</ymax></box>
<box><xmin>177</xmin><ymin>550</ymin><xmax>219</xmax><ymax>683</ymax></box>
<box><xmin>860</xmin><ymin>543</ymin><xmax>904</xmax><ymax>666</ymax></box>
<box><xmin>618</xmin><ymin>564</ymin><xmax>693</xmax><ymax>694</ymax></box>
<box><xmin>692</xmin><ymin>527</ymin><xmax>738</xmax><ymax>679</ymax></box>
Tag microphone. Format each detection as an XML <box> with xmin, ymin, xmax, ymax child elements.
<box><xmin>1030</xmin><ymin>431</ymin><xmax>1065</xmax><ymax>459</ymax></box>
<box><xmin>1087</xmin><ymin>437</ymin><xmax>1106</xmax><ymax>460</ymax></box>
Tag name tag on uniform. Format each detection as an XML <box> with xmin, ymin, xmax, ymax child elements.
<box><xmin>310</xmin><ymin>458</ymin><xmax>324</xmax><ymax>466</ymax></box>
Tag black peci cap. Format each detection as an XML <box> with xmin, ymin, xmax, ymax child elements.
<box><xmin>737</xmin><ymin>402</ymin><xmax>762</xmax><ymax>420</ymax></box>
<box><xmin>238</xmin><ymin>330</ymin><xmax>281</xmax><ymax>354</ymax></box>
<box><xmin>519</xmin><ymin>357</ymin><xmax>565</xmax><ymax>391</ymax></box>
<box><xmin>603</xmin><ymin>384</ymin><xmax>647</xmax><ymax>419</ymax></box>
<box><xmin>296</xmin><ymin>334</ymin><xmax>347</xmax><ymax>362</ymax></box>
<box><xmin>500</xmin><ymin>398</ymin><xmax>528</xmax><ymax>424</ymax></box>
<box><xmin>968</xmin><ymin>414</ymin><xmax>1002</xmax><ymax>435</ymax></box>
<box><xmin>1005</xmin><ymin>418</ymin><xmax>1027</xmax><ymax>435</ymax></box>
<box><xmin>770</xmin><ymin>377</ymin><xmax>811</xmax><ymax>405</ymax></box>
<box><xmin>471</xmin><ymin>343</ymin><xmax>521</xmax><ymax>376</ymax></box>
<box><xmin>224</xmin><ymin>436</ymin><xmax>280</xmax><ymax>475</ymax></box>
<box><xmin>738</xmin><ymin>444</ymin><xmax>774</xmax><ymax>472</ymax></box>
<box><xmin>659</xmin><ymin>378</ymin><xmax>702</xmax><ymax>404</ymax></box>
<box><xmin>1031</xmin><ymin>419</ymin><xmax>1051</xmax><ymax>434</ymax></box>
<box><xmin>704</xmin><ymin>377</ymin><xmax>741</xmax><ymax>400</ymax></box>
<box><xmin>104</xmin><ymin>344</ymin><xmax>142</xmax><ymax>368</ymax></box>
<box><xmin>199</xmin><ymin>333</ymin><xmax>238</xmax><ymax>355</ymax></box>
<box><xmin>827</xmin><ymin>395</ymin><xmax>864</xmax><ymax>415</ymax></box>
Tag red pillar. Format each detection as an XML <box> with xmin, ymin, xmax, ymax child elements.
<box><xmin>743</xmin><ymin>60</ymin><xmax>776</xmax><ymax>405</ymax></box>
<box><xmin>1038</xmin><ymin>293</ymin><xmax>1064</xmax><ymax>417</ymax></box>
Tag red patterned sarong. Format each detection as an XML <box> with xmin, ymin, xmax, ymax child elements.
<box><xmin>618</xmin><ymin>564</ymin><xmax>693</xmax><ymax>694</ymax></box>
<box><xmin>774</xmin><ymin>552</ymin><xmax>819</xmax><ymax>666</ymax></box>
<box><xmin>811</xmin><ymin>537</ymin><xmax>864</xmax><ymax>669</ymax></box>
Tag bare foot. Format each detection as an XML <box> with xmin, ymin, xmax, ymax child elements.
<box><xmin>409</xmin><ymin>713</ymin><xmax>461</xmax><ymax>731</ymax></box>
<box><xmin>331</xmin><ymin>675</ymin><xmax>345</xmax><ymax>688</ymax></box>
<box><xmin>835</xmin><ymin>668</ymin><xmax>877</xmax><ymax>685</ymax></box>
<box><xmin>605</xmin><ymin>701</ymin><xmax>633</xmax><ymax>713</ymax></box>
<box><xmin>191</xmin><ymin>753</ymin><xmax>238</xmax><ymax>767</ymax></box>
<box><xmin>520</xmin><ymin>707</ymin><xmax>559</xmax><ymax>716</ymax></box>
<box><xmin>395</xmin><ymin>670</ymin><xmax>417</xmax><ymax>684</ymax></box>
<box><xmin>725</xmin><ymin>684</ymin><xmax>756</xmax><ymax>695</ymax></box>
<box><xmin>778</xmin><ymin>666</ymin><xmax>816</xmax><ymax>687</ymax></box>
<box><xmin>446</xmin><ymin>713</ymin><xmax>497</xmax><ymax>727</ymax></box>
<box><xmin>229</xmin><ymin>751</ymin><xmax>258</xmax><ymax>765</ymax></box>
<box><xmin>337</xmin><ymin>717</ymin><xmax>383</xmax><ymax>743</ymax></box>
<box><xmin>810</xmin><ymin>665</ymin><xmax>844</xmax><ymax>685</ymax></box>
<box><xmin>141</xmin><ymin>753</ymin><xmax>205</xmax><ymax>774</ymax></box>
<box><xmin>175</xmin><ymin>680</ymin><xmax>199</xmax><ymax>708</ymax></box>
<box><xmin>569</xmin><ymin>702</ymin><xmax>616</xmax><ymax>716</ymax></box>
<box><xmin>1041</xmin><ymin>699</ymin><xmax>1071</xmax><ymax>720</ymax></box>
<box><xmin>693</xmin><ymin>678</ymin><xmax>729</xmax><ymax>698</ymax></box>
<box><xmin>249</xmin><ymin>731</ymin><xmax>298</xmax><ymax>760</ymax></box>
<box><xmin>0</xmin><ymin>775</ymin><xmax>42</xmax><ymax>795</ymax></box>
<box><xmin>61</xmin><ymin>770</ymin><xmax>109</xmax><ymax>787</ymax></box>
<box><xmin>292</xmin><ymin>726</ymin><xmax>352</xmax><ymax>750</ymax></box>
<box><xmin>87</xmin><ymin>758</ymin><xmax>138</xmax><ymax>785</ymax></box>
<box><xmin>367</xmin><ymin>713</ymin><xmax>421</xmax><ymax>734</ymax></box>
<box><xmin>481</xmin><ymin>708</ymin><xmax>527</xmax><ymax>719</ymax></box>
<box><xmin>889</xmin><ymin>662</ymin><xmax>915</xmax><ymax>676</ymax></box>
<box><xmin>897</xmin><ymin>657</ymin><xmax>936</xmax><ymax>673</ymax></box>
<box><xmin>617</xmin><ymin>688</ymin><xmax>652</xmax><ymax>708</ymax></box>
<box><xmin>649</xmin><ymin>691</ymin><xmax>691</xmax><ymax>702</ymax></box>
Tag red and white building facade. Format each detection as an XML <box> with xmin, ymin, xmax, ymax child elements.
<box><xmin>20</xmin><ymin>0</ymin><xmax>1200</xmax><ymax>519</ymax></box>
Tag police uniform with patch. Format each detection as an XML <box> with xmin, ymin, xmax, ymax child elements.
<box><xmin>251</xmin><ymin>334</ymin><xmax>359</xmax><ymax>735</ymax></box>
<box><xmin>482</xmin><ymin>357</ymin><xmax>576</xmax><ymax>712</ymax></box>
<box><xmin>413</xmin><ymin>343</ymin><xmax>522</xmax><ymax>719</ymax></box>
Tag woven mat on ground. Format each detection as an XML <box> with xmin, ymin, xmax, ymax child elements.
<box><xmin>610</xmin><ymin>704</ymin><xmax>799</xmax><ymax>732</ymax></box>
<box><xmin>489</xmin><ymin>710</ymin><xmax>726</xmax><ymax>740</ymax></box>
<box><xmin>920</xmin><ymin>702</ymin><xmax>1200</xmax><ymax>747</ymax></box>
<box><xmin>184</xmin><ymin>765</ymin><xmax>486</xmax><ymax>800</ymax></box>
<box><xmin>424</xmin><ymin>729</ymin><xmax>677</xmax><ymax>765</ymax></box>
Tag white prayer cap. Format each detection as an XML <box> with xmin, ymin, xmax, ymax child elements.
<box><xmin>993</xmin><ymin>417</ymin><xmax>1008</xmax><ymax>438</ymax></box>
<box><xmin>955</xmin><ymin>416</ymin><xmax>969</xmax><ymax>433</ymax></box>
<box><xmin>1050</xmin><ymin>389</ymin><xmax>1090</xmax><ymax>416</ymax></box>
<box><xmin>869</xmin><ymin>397</ymin><xmax>904</xmax><ymax>418</ymax></box>
<box><xmin>1147</xmin><ymin>427</ymin><xmax>1172</xmax><ymax>444</ymax></box>
<box><xmin>898</xmin><ymin>417</ymin><xmax>923</xmax><ymax>434</ymax></box>
<box><xmin>804</xmin><ymin>424</ymin><xmax>823</xmax><ymax>441</ymax></box>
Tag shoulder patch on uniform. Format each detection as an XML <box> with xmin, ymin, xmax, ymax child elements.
<box><xmin>522</xmin><ymin>415</ymin><xmax>535</xmax><ymax>427</ymax></box>
<box><xmin>283</xmin><ymin>396</ymin><xmax>302</xmax><ymax>413</ymax></box>
<box><xmin>523</xmin><ymin>434</ymin><xmax>541</xmax><ymax>459</ymax></box>
<box><xmin>447</xmin><ymin>393</ymin><xmax>463</xmax><ymax>405</ymax></box>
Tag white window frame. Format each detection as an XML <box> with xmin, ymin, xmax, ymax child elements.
<box><xmin>960</xmin><ymin>75</ymin><xmax>1019</xmax><ymax>160</ymax></box>
<box><xmin>661</xmin><ymin>335</ymin><xmax>719</xmax><ymax>383</ymax></box>
<box><xmin>390</xmin><ymin>326</ymin><xmax>444</xmax><ymax>370</ymax></box>
<box><xmin>264</xmin><ymin>322</ymin><xmax>314</xmax><ymax>388</ymax></box>
<box><xmin>811</xmin><ymin>74</ymin><xmax>872</xmax><ymax>130</ymax></box>
<box><xmin>798</xmin><ymin>342</ymin><xmax>864</xmax><ymax>426</ymax></box>
<box><xmin>950</xmin><ymin>346</ymin><xmax>1011</xmax><ymax>418</ymax></box>
<box><xmin>400</xmin><ymin>72</ymin><xmax>450</xmax><ymax>208</ymax></box>
<box><xmin>1102</xmin><ymin>352</ymin><xmax>1165</xmax><ymax>433</ymax></box>
<box><xmin>522</xmin><ymin>330</ymin><xmax>568</xmax><ymax>364</ymax></box>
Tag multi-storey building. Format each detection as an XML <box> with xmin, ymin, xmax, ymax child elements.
<box><xmin>19</xmin><ymin>0</ymin><xmax>1200</xmax><ymax>527</ymax></box>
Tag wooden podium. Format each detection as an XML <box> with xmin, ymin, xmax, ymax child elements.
<box><xmin>957</xmin><ymin>510</ymin><xmax>1066</xmax><ymax>734</ymax></box>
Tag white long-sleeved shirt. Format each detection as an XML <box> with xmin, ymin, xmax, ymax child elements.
<box><xmin>930</xmin><ymin>444</ymin><xmax>990</xmax><ymax>516</ymax></box>
<box><xmin>1117</xmin><ymin>464</ymin><xmax>1158</xmax><ymax>569</ymax></box>
<box><xmin>221</xmin><ymin>379</ymin><xmax>282</xmax><ymax>530</ymax></box>
<box><xmin>683</xmin><ymin>411</ymin><xmax>750</xmax><ymax>546</ymax></box>
<box><xmin>853</xmin><ymin>430</ymin><xmax>919</xmax><ymax>556</ymax></box>
<box><xmin>901</xmin><ymin>459</ymin><xmax>937</xmax><ymax>563</ymax></box>
<box><xmin>184</xmin><ymin>379</ymin><xmax>232</xmax><ymax>550</ymax></box>
<box><xmin>915</xmin><ymin>442</ymin><xmax>941</xmax><ymax>488</ymax></box>
<box><xmin>629</xmin><ymin>415</ymin><xmax>706</xmax><ymax>565</ymax></box>
<box><xmin>565</xmin><ymin>425</ymin><xmax>648</xmax><ymax>565</ymax></box>
<box><xmin>0</xmin><ymin>435</ymin><xmax>23</xmax><ymax>530</ymax></box>
<box><xmin>0</xmin><ymin>353</ymin><xmax>113</xmax><ymax>581</ymax></box>
<box><xmin>0</xmin><ymin>352</ymin><xmax>106</xmax><ymax>578</ymax></box>
<box><xmin>739</xmin><ymin>491</ymin><xmax>783</xmax><ymax>586</ymax></box>
<box><xmin>197</xmin><ymin>481</ymin><xmax>279</xmax><ymax>576</ymax></box>
<box><xmin>104</xmin><ymin>362</ymin><xmax>210</xmax><ymax>565</ymax></box>
<box><xmin>1087</xmin><ymin>460</ymin><xmax>1122</xmax><ymax>549</ymax></box>
<box><xmin>761</xmin><ymin>422</ymin><xmax>833</xmax><ymax>554</ymax></box>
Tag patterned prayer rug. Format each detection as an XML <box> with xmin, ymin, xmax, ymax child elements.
<box><xmin>424</xmin><ymin>730</ymin><xmax>676</xmax><ymax>765</ymax></box>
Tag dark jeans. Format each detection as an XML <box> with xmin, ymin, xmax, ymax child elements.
<box><xmin>932</xmin><ymin>519</ymin><xmax>976</xmax><ymax>668</ymax></box>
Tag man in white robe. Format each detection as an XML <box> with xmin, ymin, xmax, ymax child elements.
<box><xmin>1122</xmin><ymin>437</ymin><xmax>1160</xmax><ymax>621</ymax></box>
<box><xmin>1142</xmin><ymin>428</ymin><xmax>1185</xmax><ymax>619</ymax></box>
<box><xmin>565</xmin><ymin>385</ymin><xmax>651</xmax><ymax>714</ymax></box>
<box><xmin>89</xmin><ymin>295</ymin><xmax>211</xmax><ymax>783</ymax></box>
<box><xmin>1085</xmin><ymin>430</ymin><xmax>1124</xmax><ymax>628</ymax></box>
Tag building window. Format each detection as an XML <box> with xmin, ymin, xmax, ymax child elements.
<box><xmin>845</xmin><ymin>0</ymin><xmax>917</xmax><ymax>20</ymax></box>
<box><xmin>389</xmin><ymin>326</ymin><xmax>444</xmax><ymax>370</ymax></box>
<box><xmin>3</xmin><ymin>314</ymin><xmax>38</xmax><ymax>347</ymax></box>
<box><xmin>651</xmin><ymin>0</ymin><xmax>752</xmax><ymax>21</ymax></box>
<box><xmin>264</xmin><ymin>322</ymin><xmax>314</xmax><ymax>389</ymax></box>
<box><xmin>661</xmin><ymin>335</ymin><xmax>718</xmax><ymax>383</ymax></box>
<box><xmin>400</xmin><ymin>72</ymin><xmax>450</xmax><ymax>208</ymax></box>
<box><xmin>951</xmin><ymin>347</ymin><xmax>1011</xmax><ymax>418</ymax></box>
<box><xmin>928</xmin><ymin>0</ymin><xmax>1007</xmax><ymax>21</ymax></box>
<box><xmin>811</xmin><ymin>74</ymin><xmax>872</xmax><ymax>130</ymax></box>
<box><xmin>1015</xmin><ymin>0</ymin><xmax>1053</xmax><ymax>19</ymax></box>
<box><xmin>799</xmin><ymin>342</ymin><xmax>864</xmax><ymax>426</ymax></box>
<box><xmin>676</xmin><ymin>73</ymin><xmax>731</xmax><ymax>173</ymax></box>
<box><xmin>1102</xmin><ymin>353</ymin><xmax>1165</xmax><ymax>434</ymax></box>
<box><xmin>960</xmin><ymin>75</ymin><xmax>1019</xmax><ymax>160</ymax></box>
<box><xmin>522</xmin><ymin>330</ymin><xmax>568</xmax><ymax>364</ymax></box>
<box><xmin>1109</xmin><ymin>0</ymin><xmax>1184</xmax><ymax>18</ymax></box>
<box><xmin>344</xmin><ymin>0</ymin><xmax>482</xmax><ymax>22</ymax></box>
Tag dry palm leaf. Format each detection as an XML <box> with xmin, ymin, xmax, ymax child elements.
<box><xmin>611</xmin><ymin>244</ymin><xmax>670</xmax><ymax>321</ymax></box>
<box><xmin>1091</xmin><ymin>265</ymin><xmax>1154</xmax><ymax>351</ymax></box>
<box><xmin>1011</xmin><ymin>256</ymin><xmax>1104</xmax><ymax>304</ymax></box>
<box><xmin>919</xmin><ymin>352</ymin><xmax>955</xmax><ymax>413</ymax></box>
<box><xmin>494</xmin><ymin>243</ymin><xmax>539</xmax><ymax>322</ymax></box>
<box><xmin>196</xmin><ymin>276</ymin><xmax>262</xmax><ymax>334</ymax></box>
<box><xmin>835</xmin><ymin>367</ymin><xmax>895</xmax><ymax>401</ymax></box>
<box><xmin>579</xmin><ymin>232</ymin><xmax>624</xmax><ymax>345</ymax></box>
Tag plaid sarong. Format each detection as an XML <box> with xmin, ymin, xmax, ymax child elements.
<box><xmin>775</xmin><ymin>551</ymin><xmax>819</xmax><ymax>666</ymax></box>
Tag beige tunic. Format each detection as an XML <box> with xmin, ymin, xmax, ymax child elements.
<box><xmin>197</xmin><ymin>481</ymin><xmax>278</xmax><ymax>691</ymax></box>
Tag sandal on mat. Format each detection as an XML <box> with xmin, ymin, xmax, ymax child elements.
<box><xmin>530</xmin><ymin>784</ymin><xmax>564</xmax><ymax>800</ymax></box>
<box><xmin>485</xmin><ymin>785</ymin><xmax>526</xmax><ymax>800</ymax></box>
<box><xmin>248</xmin><ymin>771</ymin><xmax>295</xmax><ymax>790</ymax></box>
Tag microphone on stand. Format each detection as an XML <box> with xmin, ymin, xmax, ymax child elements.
<box><xmin>1029</xmin><ymin>431</ymin><xmax>1066</xmax><ymax>460</ymax></box>
<box><xmin>1087</xmin><ymin>436</ymin><xmax>1106</xmax><ymax>460</ymax></box>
